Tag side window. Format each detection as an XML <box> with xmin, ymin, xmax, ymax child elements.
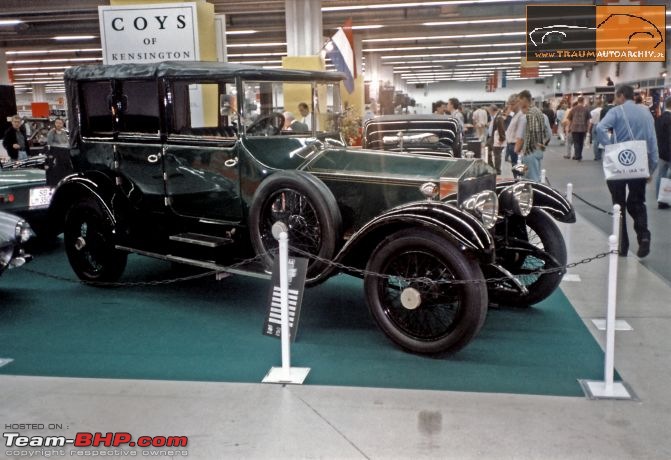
<box><xmin>119</xmin><ymin>80</ymin><xmax>160</xmax><ymax>135</ymax></box>
<box><xmin>170</xmin><ymin>80</ymin><xmax>237</xmax><ymax>138</ymax></box>
<box><xmin>80</xmin><ymin>81</ymin><xmax>113</xmax><ymax>137</ymax></box>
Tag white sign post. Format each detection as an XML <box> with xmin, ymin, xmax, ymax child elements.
<box><xmin>262</xmin><ymin>222</ymin><xmax>311</xmax><ymax>385</ymax></box>
<box><xmin>98</xmin><ymin>3</ymin><xmax>200</xmax><ymax>64</ymax></box>
<box><xmin>580</xmin><ymin>205</ymin><xmax>635</xmax><ymax>400</ymax></box>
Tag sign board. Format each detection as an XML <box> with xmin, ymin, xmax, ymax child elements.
<box><xmin>98</xmin><ymin>3</ymin><xmax>200</xmax><ymax>65</ymax></box>
<box><xmin>262</xmin><ymin>257</ymin><xmax>308</xmax><ymax>341</ymax></box>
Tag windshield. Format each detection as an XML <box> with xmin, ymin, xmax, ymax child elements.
<box><xmin>240</xmin><ymin>80</ymin><xmax>341</xmax><ymax>136</ymax></box>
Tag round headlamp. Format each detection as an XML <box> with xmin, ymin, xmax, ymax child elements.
<box><xmin>512</xmin><ymin>182</ymin><xmax>533</xmax><ymax>217</ymax></box>
<box><xmin>15</xmin><ymin>219</ymin><xmax>34</xmax><ymax>243</ymax></box>
<box><xmin>462</xmin><ymin>190</ymin><xmax>499</xmax><ymax>229</ymax></box>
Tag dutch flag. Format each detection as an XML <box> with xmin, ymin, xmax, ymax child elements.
<box><xmin>326</xmin><ymin>19</ymin><xmax>356</xmax><ymax>93</ymax></box>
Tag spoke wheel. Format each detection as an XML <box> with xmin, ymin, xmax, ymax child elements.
<box><xmin>490</xmin><ymin>208</ymin><xmax>566</xmax><ymax>307</ymax></box>
<box><xmin>365</xmin><ymin>229</ymin><xmax>487</xmax><ymax>355</ymax></box>
<box><xmin>249</xmin><ymin>171</ymin><xmax>341</xmax><ymax>280</ymax></box>
<box><xmin>64</xmin><ymin>199</ymin><xmax>127</xmax><ymax>282</ymax></box>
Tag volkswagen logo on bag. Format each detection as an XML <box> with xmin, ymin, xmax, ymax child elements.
<box><xmin>618</xmin><ymin>149</ymin><xmax>636</xmax><ymax>166</ymax></box>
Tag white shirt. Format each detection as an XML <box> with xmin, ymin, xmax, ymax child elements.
<box><xmin>590</xmin><ymin>107</ymin><xmax>601</xmax><ymax>125</ymax></box>
<box><xmin>505</xmin><ymin>111</ymin><xmax>524</xmax><ymax>144</ymax></box>
<box><xmin>472</xmin><ymin>108</ymin><xmax>488</xmax><ymax>128</ymax></box>
<box><xmin>300</xmin><ymin>115</ymin><xmax>312</xmax><ymax>130</ymax></box>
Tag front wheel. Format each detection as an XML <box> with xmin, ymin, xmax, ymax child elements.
<box><xmin>364</xmin><ymin>229</ymin><xmax>488</xmax><ymax>355</ymax></box>
<box><xmin>489</xmin><ymin>208</ymin><xmax>567</xmax><ymax>307</ymax></box>
<box><xmin>64</xmin><ymin>199</ymin><xmax>127</xmax><ymax>282</ymax></box>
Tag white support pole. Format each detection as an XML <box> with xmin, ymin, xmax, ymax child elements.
<box><xmin>561</xmin><ymin>183</ymin><xmax>579</xmax><ymax>281</ymax></box>
<box><xmin>604</xmin><ymin>234</ymin><xmax>618</xmax><ymax>393</ymax></box>
<box><xmin>263</xmin><ymin>224</ymin><xmax>310</xmax><ymax>385</ymax></box>
<box><xmin>611</xmin><ymin>204</ymin><xmax>621</xmax><ymax>246</ymax></box>
<box><xmin>278</xmin><ymin>231</ymin><xmax>291</xmax><ymax>378</ymax></box>
<box><xmin>540</xmin><ymin>169</ymin><xmax>546</xmax><ymax>185</ymax></box>
<box><xmin>580</xmin><ymin>212</ymin><xmax>634</xmax><ymax>400</ymax></box>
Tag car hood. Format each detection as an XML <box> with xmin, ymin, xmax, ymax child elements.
<box><xmin>0</xmin><ymin>169</ymin><xmax>47</xmax><ymax>189</ymax></box>
<box><xmin>303</xmin><ymin>147</ymin><xmax>485</xmax><ymax>182</ymax></box>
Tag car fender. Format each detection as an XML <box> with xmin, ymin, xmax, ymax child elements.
<box><xmin>49</xmin><ymin>171</ymin><xmax>120</xmax><ymax>234</ymax></box>
<box><xmin>496</xmin><ymin>180</ymin><xmax>575</xmax><ymax>223</ymax></box>
<box><xmin>308</xmin><ymin>201</ymin><xmax>494</xmax><ymax>285</ymax></box>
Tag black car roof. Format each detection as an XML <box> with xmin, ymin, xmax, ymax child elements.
<box><xmin>64</xmin><ymin>61</ymin><xmax>345</xmax><ymax>82</ymax></box>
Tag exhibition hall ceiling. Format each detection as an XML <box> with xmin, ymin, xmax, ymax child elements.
<box><xmin>0</xmin><ymin>0</ymin><xmax>667</xmax><ymax>94</ymax></box>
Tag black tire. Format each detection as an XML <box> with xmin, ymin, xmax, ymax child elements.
<box><xmin>364</xmin><ymin>229</ymin><xmax>488</xmax><ymax>355</ymax></box>
<box><xmin>64</xmin><ymin>199</ymin><xmax>127</xmax><ymax>282</ymax></box>
<box><xmin>489</xmin><ymin>208</ymin><xmax>567</xmax><ymax>307</ymax></box>
<box><xmin>249</xmin><ymin>171</ymin><xmax>342</xmax><ymax>279</ymax></box>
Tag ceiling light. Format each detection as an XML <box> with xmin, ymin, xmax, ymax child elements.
<box><xmin>351</xmin><ymin>25</ymin><xmax>385</xmax><ymax>30</ymax></box>
<box><xmin>8</xmin><ymin>57</ymin><xmax>102</xmax><ymax>64</ymax></box>
<box><xmin>227</xmin><ymin>52</ymin><xmax>287</xmax><ymax>57</ymax></box>
<box><xmin>386</xmin><ymin>56</ymin><xmax>521</xmax><ymax>65</ymax></box>
<box><xmin>381</xmin><ymin>50</ymin><xmax>520</xmax><ymax>59</ymax></box>
<box><xmin>8</xmin><ymin>65</ymin><xmax>73</xmax><ymax>71</ymax></box>
<box><xmin>363</xmin><ymin>31</ymin><xmax>526</xmax><ymax>43</ymax></box>
<box><xmin>226</xmin><ymin>30</ymin><xmax>257</xmax><ymax>35</ymax></box>
<box><xmin>322</xmin><ymin>1</ymin><xmax>510</xmax><ymax>12</ymax></box>
<box><xmin>0</xmin><ymin>19</ymin><xmax>23</xmax><ymax>26</ymax></box>
<box><xmin>423</xmin><ymin>18</ymin><xmax>525</xmax><ymax>26</ymax></box>
<box><xmin>53</xmin><ymin>35</ymin><xmax>96</xmax><ymax>41</ymax></box>
<box><xmin>227</xmin><ymin>59</ymin><xmax>282</xmax><ymax>64</ymax></box>
<box><xmin>227</xmin><ymin>42</ymin><xmax>286</xmax><ymax>48</ymax></box>
<box><xmin>6</xmin><ymin>48</ymin><xmax>101</xmax><ymax>55</ymax></box>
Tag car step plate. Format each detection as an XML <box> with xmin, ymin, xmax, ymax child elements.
<box><xmin>169</xmin><ymin>232</ymin><xmax>233</xmax><ymax>248</ymax></box>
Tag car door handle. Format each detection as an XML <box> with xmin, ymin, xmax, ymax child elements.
<box><xmin>147</xmin><ymin>153</ymin><xmax>162</xmax><ymax>164</ymax></box>
<box><xmin>224</xmin><ymin>158</ymin><xmax>238</xmax><ymax>168</ymax></box>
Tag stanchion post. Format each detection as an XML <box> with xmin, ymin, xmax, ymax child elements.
<box><xmin>262</xmin><ymin>223</ymin><xmax>310</xmax><ymax>385</ymax></box>
<box><xmin>566</xmin><ymin>183</ymin><xmax>573</xmax><ymax>204</ymax></box>
<box><xmin>604</xmin><ymin>234</ymin><xmax>618</xmax><ymax>394</ymax></box>
<box><xmin>278</xmin><ymin>231</ymin><xmax>291</xmax><ymax>379</ymax></box>
<box><xmin>611</xmin><ymin>204</ymin><xmax>621</xmax><ymax>246</ymax></box>
<box><xmin>540</xmin><ymin>169</ymin><xmax>546</xmax><ymax>184</ymax></box>
<box><xmin>579</xmin><ymin>217</ymin><xmax>634</xmax><ymax>400</ymax></box>
<box><xmin>563</xmin><ymin>183</ymin><xmax>573</xmax><ymax>277</ymax></box>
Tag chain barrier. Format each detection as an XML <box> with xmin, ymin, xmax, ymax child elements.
<box><xmin>287</xmin><ymin>245</ymin><xmax>616</xmax><ymax>286</ymax></box>
<box><xmin>544</xmin><ymin>175</ymin><xmax>613</xmax><ymax>216</ymax></box>
<box><xmin>22</xmin><ymin>252</ymin><xmax>268</xmax><ymax>288</ymax></box>
<box><xmin>571</xmin><ymin>192</ymin><xmax>614</xmax><ymax>216</ymax></box>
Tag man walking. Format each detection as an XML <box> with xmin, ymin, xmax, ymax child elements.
<box><xmin>566</xmin><ymin>96</ymin><xmax>590</xmax><ymax>161</ymax></box>
<box><xmin>514</xmin><ymin>90</ymin><xmax>550</xmax><ymax>182</ymax></box>
<box><xmin>596</xmin><ymin>85</ymin><xmax>659</xmax><ymax>257</ymax></box>
<box><xmin>2</xmin><ymin>115</ymin><xmax>29</xmax><ymax>161</ymax></box>
<box><xmin>655</xmin><ymin>96</ymin><xmax>671</xmax><ymax>209</ymax></box>
<box><xmin>589</xmin><ymin>100</ymin><xmax>604</xmax><ymax>160</ymax></box>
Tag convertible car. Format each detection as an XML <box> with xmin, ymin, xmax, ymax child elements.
<box><xmin>48</xmin><ymin>61</ymin><xmax>575</xmax><ymax>355</ymax></box>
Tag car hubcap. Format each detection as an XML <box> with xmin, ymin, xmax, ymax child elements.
<box><xmin>400</xmin><ymin>287</ymin><xmax>422</xmax><ymax>310</ymax></box>
<box><xmin>74</xmin><ymin>236</ymin><xmax>86</xmax><ymax>251</ymax></box>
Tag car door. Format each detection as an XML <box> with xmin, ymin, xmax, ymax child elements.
<box><xmin>163</xmin><ymin>80</ymin><xmax>242</xmax><ymax>223</ymax></box>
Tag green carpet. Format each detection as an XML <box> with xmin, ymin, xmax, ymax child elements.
<box><xmin>0</xmin><ymin>243</ymin><xmax>606</xmax><ymax>396</ymax></box>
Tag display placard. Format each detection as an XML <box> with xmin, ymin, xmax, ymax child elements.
<box><xmin>98</xmin><ymin>3</ymin><xmax>200</xmax><ymax>65</ymax></box>
<box><xmin>262</xmin><ymin>257</ymin><xmax>308</xmax><ymax>341</ymax></box>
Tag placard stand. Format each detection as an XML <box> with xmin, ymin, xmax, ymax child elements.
<box><xmin>580</xmin><ymin>205</ymin><xmax>635</xmax><ymax>400</ymax></box>
<box><xmin>262</xmin><ymin>224</ymin><xmax>310</xmax><ymax>385</ymax></box>
<box><xmin>561</xmin><ymin>183</ymin><xmax>581</xmax><ymax>282</ymax></box>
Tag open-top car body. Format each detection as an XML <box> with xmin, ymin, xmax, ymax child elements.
<box><xmin>51</xmin><ymin>61</ymin><xmax>573</xmax><ymax>355</ymax></box>
<box><xmin>362</xmin><ymin>114</ymin><xmax>576</xmax><ymax>307</ymax></box>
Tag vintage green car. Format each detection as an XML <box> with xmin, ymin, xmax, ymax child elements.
<box><xmin>49</xmin><ymin>62</ymin><xmax>574</xmax><ymax>355</ymax></box>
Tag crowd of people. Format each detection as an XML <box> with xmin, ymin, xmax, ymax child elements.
<box><xmin>431</xmin><ymin>84</ymin><xmax>669</xmax><ymax>258</ymax></box>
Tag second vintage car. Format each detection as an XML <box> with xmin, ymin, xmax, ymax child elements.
<box><xmin>49</xmin><ymin>61</ymin><xmax>574</xmax><ymax>355</ymax></box>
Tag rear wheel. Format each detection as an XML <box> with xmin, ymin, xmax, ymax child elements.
<box><xmin>364</xmin><ymin>229</ymin><xmax>488</xmax><ymax>355</ymax></box>
<box><xmin>64</xmin><ymin>199</ymin><xmax>127</xmax><ymax>282</ymax></box>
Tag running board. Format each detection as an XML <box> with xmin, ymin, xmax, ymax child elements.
<box><xmin>169</xmin><ymin>232</ymin><xmax>233</xmax><ymax>248</ymax></box>
<box><xmin>115</xmin><ymin>245</ymin><xmax>271</xmax><ymax>280</ymax></box>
